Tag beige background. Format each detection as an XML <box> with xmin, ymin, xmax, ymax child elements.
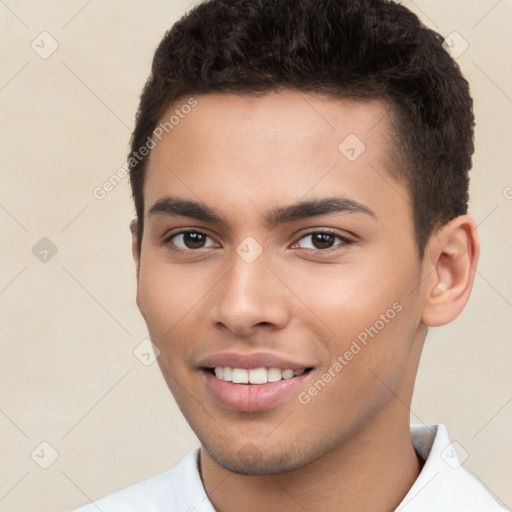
<box><xmin>1</xmin><ymin>1</ymin><xmax>511</xmax><ymax>510</ymax></box>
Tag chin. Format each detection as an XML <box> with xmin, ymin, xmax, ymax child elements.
<box><xmin>201</xmin><ymin>439</ymin><xmax>312</xmax><ymax>476</ymax></box>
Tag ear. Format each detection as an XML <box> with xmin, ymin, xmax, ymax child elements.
<box><xmin>421</xmin><ymin>215</ymin><xmax>479</xmax><ymax>327</ymax></box>
<box><xmin>130</xmin><ymin>219</ymin><xmax>145</xmax><ymax>318</ymax></box>
<box><xmin>130</xmin><ymin>219</ymin><xmax>140</xmax><ymax>272</ymax></box>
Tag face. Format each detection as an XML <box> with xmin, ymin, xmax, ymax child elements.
<box><xmin>134</xmin><ymin>89</ymin><xmax>426</xmax><ymax>475</ymax></box>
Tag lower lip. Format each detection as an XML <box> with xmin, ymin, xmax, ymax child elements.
<box><xmin>202</xmin><ymin>369</ymin><xmax>312</xmax><ymax>412</ymax></box>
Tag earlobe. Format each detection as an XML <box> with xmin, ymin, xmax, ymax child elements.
<box><xmin>421</xmin><ymin>215</ymin><xmax>479</xmax><ymax>327</ymax></box>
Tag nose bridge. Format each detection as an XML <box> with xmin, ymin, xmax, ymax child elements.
<box><xmin>211</xmin><ymin>242</ymin><xmax>289</xmax><ymax>334</ymax></box>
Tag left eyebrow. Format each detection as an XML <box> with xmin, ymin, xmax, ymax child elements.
<box><xmin>147</xmin><ymin>195</ymin><xmax>376</xmax><ymax>228</ymax></box>
<box><xmin>264</xmin><ymin>196</ymin><xmax>377</xmax><ymax>228</ymax></box>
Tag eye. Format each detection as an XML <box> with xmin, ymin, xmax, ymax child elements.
<box><xmin>294</xmin><ymin>230</ymin><xmax>353</xmax><ymax>253</ymax></box>
<box><xmin>163</xmin><ymin>228</ymin><xmax>353</xmax><ymax>254</ymax></box>
<box><xmin>164</xmin><ymin>229</ymin><xmax>218</xmax><ymax>251</ymax></box>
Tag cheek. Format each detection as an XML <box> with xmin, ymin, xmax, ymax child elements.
<box><xmin>304</xmin><ymin>250</ymin><xmax>422</xmax><ymax>370</ymax></box>
<box><xmin>297</xmin><ymin>295</ymin><xmax>420</xmax><ymax>435</ymax></box>
<box><xmin>137</xmin><ymin>261</ymin><xmax>206</xmax><ymax>352</ymax></box>
<box><xmin>296</xmin><ymin>263</ymin><xmax>403</xmax><ymax>334</ymax></box>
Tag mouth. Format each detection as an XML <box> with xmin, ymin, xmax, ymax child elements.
<box><xmin>200</xmin><ymin>365</ymin><xmax>315</xmax><ymax>412</ymax></box>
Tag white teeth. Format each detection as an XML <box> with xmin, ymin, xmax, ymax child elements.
<box><xmin>267</xmin><ymin>367</ymin><xmax>282</xmax><ymax>382</ymax></box>
<box><xmin>248</xmin><ymin>367</ymin><xmax>267</xmax><ymax>384</ymax></box>
<box><xmin>223</xmin><ymin>367</ymin><xmax>232</xmax><ymax>381</ymax></box>
<box><xmin>231</xmin><ymin>368</ymin><xmax>249</xmax><ymax>384</ymax></box>
<box><xmin>213</xmin><ymin>366</ymin><xmax>306</xmax><ymax>384</ymax></box>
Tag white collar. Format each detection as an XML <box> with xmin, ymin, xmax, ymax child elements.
<box><xmin>397</xmin><ymin>423</ymin><xmax>507</xmax><ymax>510</ymax></box>
<box><xmin>178</xmin><ymin>423</ymin><xmax>507</xmax><ymax>511</ymax></box>
<box><xmin>76</xmin><ymin>424</ymin><xmax>508</xmax><ymax>511</ymax></box>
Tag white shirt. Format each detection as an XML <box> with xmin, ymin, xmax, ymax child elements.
<box><xmin>73</xmin><ymin>424</ymin><xmax>509</xmax><ymax>511</ymax></box>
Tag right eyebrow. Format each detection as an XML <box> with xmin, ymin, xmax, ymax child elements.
<box><xmin>148</xmin><ymin>196</ymin><xmax>222</xmax><ymax>224</ymax></box>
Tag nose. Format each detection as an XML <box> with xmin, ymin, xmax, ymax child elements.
<box><xmin>209</xmin><ymin>250</ymin><xmax>291</xmax><ymax>337</ymax></box>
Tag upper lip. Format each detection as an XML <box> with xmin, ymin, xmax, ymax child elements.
<box><xmin>198</xmin><ymin>352</ymin><xmax>313</xmax><ymax>371</ymax></box>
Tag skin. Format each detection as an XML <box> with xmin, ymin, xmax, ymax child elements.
<box><xmin>131</xmin><ymin>88</ymin><xmax>479</xmax><ymax>512</ymax></box>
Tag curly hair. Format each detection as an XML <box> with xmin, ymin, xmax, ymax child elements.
<box><xmin>129</xmin><ymin>0</ymin><xmax>475</xmax><ymax>258</ymax></box>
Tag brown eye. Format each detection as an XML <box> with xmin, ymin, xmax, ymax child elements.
<box><xmin>311</xmin><ymin>232</ymin><xmax>336</xmax><ymax>250</ymax></box>
<box><xmin>165</xmin><ymin>230</ymin><xmax>217</xmax><ymax>250</ymax></box>
<box><xmin>296</xmin><ymin>230</ymin><xmax>353</xmax><ymax>252</ymax></box>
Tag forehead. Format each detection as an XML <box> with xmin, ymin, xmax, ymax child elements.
<box><xmin>143</xmin><ymin>89</ymin><xmax>409</xmax><ymax>228</ymax></box>
<box><xmin>153</xmin><ymin>90</ymin><xmax>396</xmax><ymax>163</ymax></box>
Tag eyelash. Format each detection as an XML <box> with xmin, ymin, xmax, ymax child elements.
<box><xmin>162</xmin><ymin>229</ymin><xmax>354</xmax><ymax>255</ymax></box>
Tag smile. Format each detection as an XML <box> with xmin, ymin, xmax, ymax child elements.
<box><xmin>210</xmin><ymin>366</ymin><xmax>308</xmax><ymax>384</ymax></box>
<box><xmin>201</xmin><ymin>366</ymin><xmax>314</xmax><ymax>412</ymax></box>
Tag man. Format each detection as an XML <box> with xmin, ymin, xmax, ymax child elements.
<box><xmin>75</xmin><ymin>0</ymin><xmax>508</xmax><ymax>510</ymax></box>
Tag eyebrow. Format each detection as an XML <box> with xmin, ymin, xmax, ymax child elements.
<box><xmin>148</xmin><ymin>195</ymin><xmax>376</xmax><ymax>228</ymax></box>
